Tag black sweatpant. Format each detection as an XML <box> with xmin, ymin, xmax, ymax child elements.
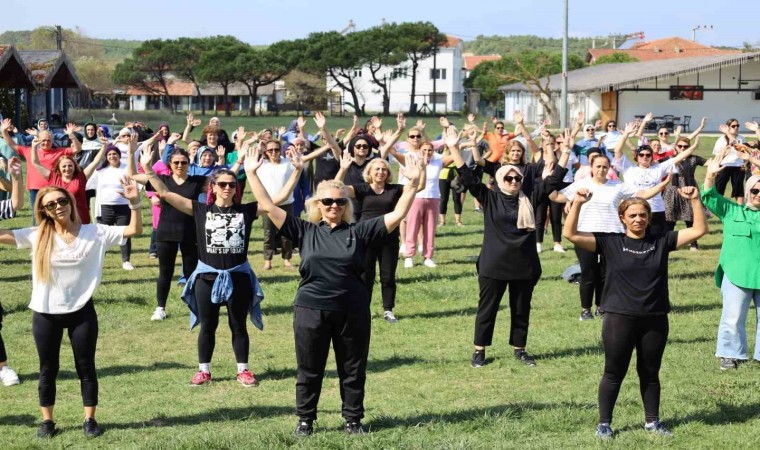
<box><xmin>715</xmin><ymin>166</ymin><xmax>745</xmax><ymax>198</ymax></box>
<box><xmin>194</xmin><ymin>274</ymin><xmax>252</xmax><ymax>364</ymax></box>
<box><xmin>363</xmin><ymin>234</ymin><xmax>400</xmax><ymax>311</ymax></box>
<box><xmin>0</xmin><ymin>302</ymin><xmax>6</xmax><ymax>362</ymax></box>
<box><xmin>535</xmin><ymin>199</ymin><xmax>564</xmax><ymax>244</ymax></box>
<box><xmin>649</xmin><ymin>211</ymin><xmax>666</xmax><ymax>237</ymax></box>
<box><xmin>97</xmin><ymin>204</ymin><xmax>132</xmax><ymax>262</ymax></box>
<box><xmin>598</xmin><ymin>313</ymin><xmax>669</xmax><ymax>424</ymax></box>
<box><xmin>262</xmin><ymin>203</ymin><xmax>293</xmax><ymax>261</ymax></box>
<box><xmin>156</xmin><ymin>240</ymin><xmax>198</xmax><ymax>308</ymax></box>
<box><xmin>32</xmin><ymin>301</ymin><xmax>99</xmax><ymax>407</ymax></box>
<box><xmin>439</xmin><ymin>179</ymin><xmax>463</xmax><ymax>215</ymax></box>
<box><xmin>294</xmin><ymin>305</ymin><xmax>371</xmax><ymax>422</ymax></box>
<box><xmin>575</xmin><ymin>247</ymin><xmax>605</xmax><ymax>310</ymax></box>
<box><xmin>665</xmin><ymin>220</ymin><xmax>693</xmax><ymax>232</ymax></box>
<box><xmin>473</xmin><ymin>275</ymin><xmax>536</xmax><ymax>348</ymax></box>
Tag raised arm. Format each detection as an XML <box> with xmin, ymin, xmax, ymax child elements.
<box><xmin>245</xmin><ymin>145</ymin><xmax>287</xmax><ymax>227</ymax></box>
<box><xmin>120</xmin><ymin>176</ymin><xmax>144</xmax><ymax>238</ymax></box>
<box><xmin>29</xmin><ymin>138</ymin><xmax>51</xmax><ymax>179</ymax></box>
<box><xmin>562</xmin><ymin>188</ymin><xmax>596</xmax><ymax>251</ymax></box>
<box><xmin>183</xmin><ymin>113</ymin><xmax>201</xmax><ymax>143</ymax></box>
<box><xmin>636</xmin><ymin>171</ymin><xmax>672</xmax><ymax>199</ymax></box>
<box><xmin>140</xmin><ymin>149</ymin><xmax>193</xmax><ymax>216</ymax></box>
<box><xmin>312</xmin><ymin>111</ymin><xmax>343</xmax><ymax>162</ymax></box>
<box><xmin>669</xmin><ymin>136</ymin><xmax>700</xmax><ymax>165</ymax></box>
<box><xmin>514</xmin><ymin>111</ymin><xmax>541</xmax><ymax>158</ymax></box>
<box><xmin>9</xmin><ymin>157</ymin><xmax>23</xmax><ymax>211</ymax></box>
<box><xmin>334</xmin><ymin>150</ymin><xmax>356</xmax><ymax>195</ymax></box>
<box><xmin>703</xmin><ymin>151</ymin><xmax>727</xmax><ymax>191</ymax></box>
<box><xmin>570</xmin><ymin>111</ymin><xmax>584</xmax><ymax>140</ymax></box>
<box><xmin>674</xmin><ymin>186</ymin><xmax>708</xmax><ymax>247</ymax></box>
<box><xmin>687</xmin><ymin>117</ymin><xmax>708</xmax><ymax>140</ymax></box>
<box><xmin>614</xmin><ymin>122</ymin><xmax>637</xmax><ymax>161</ymax></box>
<box><xmin>82</xmin><ymin>134</ymin><xmax>110</xmax><ymax>179</ymax></box>
<box><xmin>379</xmin><ymin>113</ymin><xmax>406</xmax><ymax>159</ymax></box>
<box><xmin>126</xmin><ymin>134</ymin><xmax>150</xmax><ymax>184</ymax></box>
<box><xmin>737</xmin><ymin>143</ymin><xmax>760</xmax><ymax>169</ymax></box>
<box><xmin>384</xmin><ymin>154</ymin><xmax>423</xmax><ymax>232</ymax></box>
<box><xmin>0</xmin><ymin>119</ymin><xmax>18</xmax><ymax>152</ymax></box>
<box><xmin>343</xmin><ymin>115</ymin><xmax>359</xmax><ymax>146</ymax></box>
<box><xmin>636</xmin><ymin>112</ymin><xmax>653</xmax><ymax>139</ymax></box>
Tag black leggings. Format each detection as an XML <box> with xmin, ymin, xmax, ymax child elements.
<box><xmin>649</xmin><ymin>211</ymin><xmax>666</xmax><ymax>237</ymax></box>
<box><xmin>439</xmin><ymin>179</ymin><xmax>463</xmax><ymax>215</ymax></box>
<box><xmin>262</xmin><ymin>203</ymin><xmax>293</xmax><ymax>261</ymax></box>
<box><xmin>474</xmin><ymin>275</ymin><xmax>536</xmax><ymax>348</ymax></box>
<box><xmin>575</xmin><ymin>247</ymin><xmax>605</xmax><ymax>310</ymax></box>
<box><xmin>0</xmin><ymin>302</ymin><xmax>6</xmax><ymax>362</ymax></box>
<box><xmin>715</xmin><ymin>166</ymin><xmax>745</xmax><ymax>198</ymax></box>
<box><xmin>194</xmin><ymin>274</ymin><xmax>252</xmax><ymax>364</ymax></box>
<box><xmin>599</xmin><ymin>313</ymin><xmax>669</xmax><ymax>424</ymax></box>
<box><xmin>156</xmin><ymin>241</ymin><xmax>198</xmax><ymax>308</ymax></box>
<box><xmin>32</xmin><ymin>301</ymin><xmax>99</xmax><ymax>407</ymax></box>
<box><xmin>97</xmin><ymin>204</ymin><xmax>132</xmax><ymax>262</ymax></box>
<box><xmin>535</xmin><ymin>200</ymin><xmax>563</xmax><ymax>244</ymax></box>
<box><xmin>363</xmin><ymin>234</ymin><xmax>400</xmax><ymax>311</ymax></box>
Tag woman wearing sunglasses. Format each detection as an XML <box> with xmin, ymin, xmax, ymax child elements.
<box><xmin>611</xmin><ymin>122</ymin><xmax>698</xmax><ymax>237</ymax></box>
<box><xmin>139</xmin><ymin>146</ymin><xmax>302</xmax><ymax>386</ymax></box>
<box><xmin>0</xmin><ymin>177</ymin><xmax>142</xmax><ymax>438</ymax></box>
<box><xmin>564</xmin><ymin>185</ymin><xmax>707</xmax><ymax>439</ymax></box>
<box><xmin>550</xmin><ymin>135</ymin><xmax>673</xmax><ymax>321</ymax></box>
<box><xmin>713</xmin><ymin>118</ymin><xmax>747</xmax><ymax>204</ymax></box>
<box><xmin>661</xmin><ymin>136</ymin><xmax>707</xmax><ymax>250</ymax></box>
<box><xmin>446</xmin><ymin>127</ymin><xmax>569</xmax><ymax>368</ymax></box>
<box><xmin>247</xmin><ymin>144</ymin><xmax>423</xmax><ymax>436</ymax></box>
<box><xmin>128</xmin><ymin>145</ymin><xmax>206</xmax><ymax>321</ymax></box>
<box><xmin>702</xmin><ymin>151</ymin><xmax>760</xmax><ymax>371</ymax></box>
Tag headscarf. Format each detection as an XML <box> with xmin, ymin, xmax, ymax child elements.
<box><xmin>744</xmin><ymin>174</ymin><xmax>760</xmax><ymax>211</ymax></box>
<box><xmin>495</xmin><ymin>164</ymin><xmax>535</xmax><ymax>231</ymax></box>
<box><xmin>157</xmin><ymin>123</ymin><xmax>170</xmax><ymax>142</ymax></box>
<box><xmin>83</xmin><ymin>122</ymin><xmax>98</xmax><ymax>142</ymax></box>
<box><xmin>194</xmin><ymin>146</ymin><xmax>217</xmax><ymax>166</ymax></box>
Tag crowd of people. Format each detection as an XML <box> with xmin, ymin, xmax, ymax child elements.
<box><xmin>0</xmin><ymin>110</ymin><xmax>759</xmax><ymax>440</ymax></box>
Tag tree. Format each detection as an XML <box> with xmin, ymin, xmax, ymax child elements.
<box><xmin>301</xmin><ymin>32</ymin><xmax>364</xmax><ymax>115</ymax></box>
<box><xmin>359</xmin><ymin>24</ymin><xmax>407</xmax><ymax>115</ymax></box>
<box><xmin>172</xmin><ymin>38</ymin><xmax>208</xmax><ymax>115</ymax></box>
<box><xmin>196</xmin><ymin>36</ymin><xmax>250</xmax><ymax>117</ymax></box>
<box><xmin>113</xmin><ymin>39</ymin><xmax>178</xmax><ymax>112</ymax></box>
<box><xmin>237</xmin><ymin>39</ymin><xmax>302</xmax><ymax>116</ymax></box>
<box><xmin>395</xmin><ymin>22</ymin><xmax>447</xmax><ymax>115</ymax></box>
<box><xmin>593</xmin><ymin>52</ymin><xmax>639</xmax><ymax>65</ymax></box>
<box><xmin>74</xmin><ymin>56</ymin><xmax>114</xmax><ymax>107</ymax></box>
<box><xmin>27</xmin><ymin>26</ymin><xmax>104</xmax><ymax>60</ymax></box>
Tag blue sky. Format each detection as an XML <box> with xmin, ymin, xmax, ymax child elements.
<box><xmin>2</xmin><ymin>0</ymin><xmax>758</xmax><ymax>48</ymax></box>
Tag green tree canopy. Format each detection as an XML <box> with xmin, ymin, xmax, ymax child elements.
<box><xmin>593</xmin><ymin>52</ymin><xmax>639</xmax><ymax>65</ymax></box>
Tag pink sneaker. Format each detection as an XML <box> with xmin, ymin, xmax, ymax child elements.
<box><xmin>191</xmin><ymin>371</ymin><xmax>212</xmax><ymax>386</ymax></box>
<box><xmin>237</xmin><ymin>369</ymin><xmax>259</xmax><ymax>387</ymax></box>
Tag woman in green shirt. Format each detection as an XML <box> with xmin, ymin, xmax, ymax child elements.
<box><xmin>701</xmin><ymin>150</ymin><xmax>760</xmax><ymax>370</ymax></box>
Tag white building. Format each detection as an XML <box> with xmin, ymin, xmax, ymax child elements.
<box><xmin>499</xmin><ymin>52</ymin><xmax>760</xmax><ymax>132</ymax></box>
<box><xmin>125</xmin><ymin>80</ymin><xmax>283</xmax><ymax>113</ymax></box>
<box><xmin>327</xmin><ymin>35</ymin><xmax>465</xmax><ymax>114</ymax></box>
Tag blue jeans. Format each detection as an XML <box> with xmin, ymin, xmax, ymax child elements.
<box><xmin>716</xmin><ymin>274</ymin><xmax>760</xmax><ymax>361</ymax></box>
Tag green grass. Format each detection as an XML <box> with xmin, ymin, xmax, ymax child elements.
<box><xmin>1</xmin><ymin>129</ymin><xmax>758</xmax><ymax>448</ymax></box>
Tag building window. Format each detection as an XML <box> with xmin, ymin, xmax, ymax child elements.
<box><xmin>429</xmin><ymin>93</ymin><xmax>447</xmax><ymax>104</ymax></box>
<box><xmin>353</xmin><ymin>69</ymin><xmax>362</xmax><ymax>77</ymax></box>
<box><xmin>430</xmin><ymin>68</ymin><xmax>447</xmax><ymax>80</ymax></box>
<box><xmin>392</xmin><ymin>68</ymin><xmax>408</xmax><ymax>79</ymax></box>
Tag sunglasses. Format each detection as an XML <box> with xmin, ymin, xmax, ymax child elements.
<box><xmin>215</xmin><ymin>181</ymin><xmax>237</xmax><ymax>189</ymax></box>
<box><xmin>42</xmin><ymin>197</ymin><xmax>71</xmax><ymax>211</ymax></box>
<box><xmin>750</xmin><ymin>188</ymin><xmax>760</xmax><ymax>196</ymax></box>
<box><xmin>676</xmin><ymin>144</ymin><xmax>689</xmax><ymax>149</ymax></box>
<box><xmin>319</xmin><ymin>197</ymin><xmax>349</xmax><ymax>206</ymax></box>
<box><xmin>638</xmin><ymin>153</ymin><xmax>653</xmax><ymax>158</ymax></box>
<box><xmin>730</xmin><ymin>124</ymin><xmax>740</xmax><ymax>128</ymax></box>
<box><xmin>495</xmin><ymin>126</ymin><xmax>504</xmax><ymax>129</ymax></box>
<box><xmin>503</xmin><ymin>175</ymin><xmax>523</xmax><ymax>183</ymax></box>
<box><xmin>607</xmin><ymin>124</ymin><xmax>616</xmax><ymax>127</ymax></box>
<box><xmin>585</xmin><ymin>128</ymin><xmax>594</xmax><ymax>132</ymax></box>
<box><xmin>171</xmin><ymin>161</ymin><xmax>189</xmax><ymax>167</ymax></box>
<box><xmin>659</xmin><ymin>132</ymin><xmax>669</xmax><ymax>136</ymax></box>
<box><xmin>266</xmin><ymin>148</ymin><xmax>279</xmax><ymax>152</ymax></box>
<box><xmin>354</xmin><ymin>144</ymin><xmax>370</xmax><ymax>150</ymax></box>
<box><xmin>408</xmin><ymin>134</ymin><xmax>421</xmax><ymax>139</ymax></box>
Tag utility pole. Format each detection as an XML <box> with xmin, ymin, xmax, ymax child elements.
<box><xmin>560</xmin><ymin>0</ymin><xmax>569</xmax><ymax>129</ymax></box>
<box><xmin>55</xmin><ymin>25</ymin><xmax>62</xmax><ymax>50</ymax></box>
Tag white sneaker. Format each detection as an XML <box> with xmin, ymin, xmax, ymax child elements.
<box><xmin>151</xmin><ymin>308</ymin><xmax>166</xmax><ymax>321</ymax></box>
<box><xmin>122</xmin><ymin>261</ymin><xmax>135</xmax><ymax>271</ymax></box>
<box><xmin>0</xmin><ymin>366</ymin><xmax>20</xmax><ymax>386</ymax></box>
<box><xmin>423</xmin><ymin>258</ymin><xmax>437</xmax><ymax>268</ymax></box>
<box><xmin>417</xmin><ymin>244</ymin><xmax>423</xmax><ymax>253</ymax></box>
<box><xmin>404</xmin><ymin>257</ymin><xmax>414</xmax><ymax>269</ymax></box>
<box><xmin>536</xmin><ymin>243</ymin><xmax>543</xmax><ymax>253</ymax></box>
<box><xmin>383</xmin><ymin>311</ymin><xmax>398</xmax><ymax>324</ymax></box>
<box><xmin>553</xmin><ymin>244</ymin><xmax>566</xmax><ymax>253</ymax></box>
<box><xmin>399</xmin><ymin>244</ymin><xmax>406</xmax><ymax>255</ymax></box>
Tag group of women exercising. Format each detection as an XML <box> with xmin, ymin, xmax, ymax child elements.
<box><xmin>0</xmin><ymin>112</ymin><xmax>759</xmax><ymax>440</ymax></box>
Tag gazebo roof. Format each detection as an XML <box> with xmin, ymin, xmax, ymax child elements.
<box><xmin>17</xmin><ymin>49</ymin><xmax>82</xmax><ymax>90</ymax></box>
<box><xmin>0</xmin><ymin>45</ymin><xmax>35</xmax><ymax>89</ymax></box>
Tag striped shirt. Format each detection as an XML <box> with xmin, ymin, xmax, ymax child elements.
<box><xmin>560</xmin><ymin>179</ymin><xmax>637</xmax><ymax>233</ymax></box>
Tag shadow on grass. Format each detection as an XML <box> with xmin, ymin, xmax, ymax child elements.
<box><xmin>258</xmin><ymin>274</ymin><xmax>301</xmax><ymax>284</ymax></box>
<box><xmin>673</xmin><ymin>401</ymin><xmax>760</xmax><ymax>427</ymax></box>
<box><xmin>671</xmin><ymin>271</ymin><xmax>717</xmax><ymax>280</ymax></box>
<box><xmin>105</xmin><ymin>405</ymin><xmax>295</xmax><ymax>430</ymax></box>
<box><xmin>396</xmin><ymin>271</ymin><xmax>475</xmax><ymax>285</ymax></box>
<box><xmin>52</xmin><ymin>361</ymin><xmax>193</xmax><ymax>380</ymax></box>
<box><xmin>262</xmin><ymin>304</ymin><xmax>295</xmax><ymax>316</ymax></box>
<box><xmin>402</xmin><ymin>306</ymin><xmax>478</xmax><ymax>320</ymax></box>
<box><xmin>368</xmin><ymin>401</ymin><xmax>595</xmax><ymax>430</ymax></box>
<box><xmin>260</xmin><ymin>355</ymin><xmax>426</xmax><ymax>381</ymax></box>
<box><xmin>670</xmin><ymin>303</ymin><xmax>721</xmax><ymax>314</ymax></box>
<box><xmin>535</xmin><ymin>343</ymin><xmax>604</xmax><ymax>360</ymax></box>
<box><xmin>0</xmin><ymin>414</ymin><xmax>36</xmax><ymax>427</ymax></box>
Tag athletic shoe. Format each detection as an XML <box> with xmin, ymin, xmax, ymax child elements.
<box><xmin>720</xmin><ymin>357</ymin><xmax>738</xmax><ymax>370</ymax></box>
<box><xmin>0</xmin><ymin>366</ymin><xmax>20</xmax><ymax>386</ymax></box>
<box><xmin>398</xmin><ymin>244</ymin><xmax>406</xmax><ymax>255</ymax></box>
<box><xmin>383</xmin><ymin>311</ymin><xmax>398</xmax><ymax>324</ymax></box>
<box><xmin>536</xmin><ymin>243</ymin><xmax>543</xmax><ymax>253</ymax></box>
<box><xmin>404</xmin><ymin>257</ymin><xmax>414</xmax><ymax>269</ymax></box>
<box><xmin>191</xmin><ymin>371</ymin><xmax>212</xmax><ymax>386</ymax></box>
<box><xmin>237</xmin><ymin>369</ymin><xmax>259</xmax><ymax>387</ymax></box>
<box><xmin>345</xmin><ymin>420</ymin><xmax>366</xmax><ymax>434</ymax></box>
<box><xmin>122</xmin><ymin>261</ymin><xmax>135</xmax><ymax>271</ymax></box>
<box><xmin>474</xmin><ymin>207</ymin><xmax>482</xmax><ymax>213</ymax></box>
<box><xmin>644</xmin><ymin>420</ymin><xmax>672</xmax><ymax>437</ymax></box>
<box><xmin>553</xmin><ymin>244</ymin><xmax>566</xmax><ymax>253</ymax></box>
<box><xmin>471</xmin><ymin>350</ymin><xmax>485</xmax><ymax>368</ymax></box>
<box><xmin>579</xmin><ymin>309</ymin><xmax>594</xmax><ymax>321</ymax></box>
<box><xmin>455</xmin><ymin>221</ymin><xmax>464</xmax><ymax>227</ymax></box>
<box><xmin>595</xmin><ymin>423</ymin><xmax>613</xmax><ymax>439</ymax></box>
<box><xmin>595</xmin><ymin>307</ymin><xmax>605</xmax><ymax>317</ymax></box>
<box><xmin>690</xmin><ymin>242</ymin><xmax>699</xmax><ymax>251</ymax></box>
<box><xmin>514</xmin><ymin>349</ymin><xmax>536</xmax><ymax>367</ymax></box>
<box><xmin>150</xmin><ymin>308</ymin><xmax>166</xmax><ymax>321</ymax></box>
<box><xmin>423</xmin><ymin>258</ymin><xmax>437</xmax><ymax>268</ymax></box>
<box><xmin>294</xmin><ymin>420</ymin><xmax>313</xmax><ymax>436</ymax></box>
<box><xmin>83</xmin><ymin>418</ymin><xmax>103</xmax><ymax>438</ymax></box>
<box><xmin>149</xmin><ymin>252</ymin><xmax>157</xmax><ymax>259</ymax></box>
<box><xmin>37</xmin><ymin>420</ymin><xmax>59</xmax><ymax>438</ymax></box>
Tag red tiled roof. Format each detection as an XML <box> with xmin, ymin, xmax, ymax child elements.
<box><xmin>463</xmin><ymin>54</ymin><xmax>502</xmax><ymax>70</ymax></box>
<box><xmin>442</xmin><ymin>35</ymin><xmax>463</xmax><ymax>48</ymax></box>
<box><xmin>124</xmin><ymin>80</ymin><xmax>197</xmax><ymax>96</ymax></box>
<box><xmin>588</xmin><ymin>37</ymin><xmax>740</xmax><ymax>63</ymax></box>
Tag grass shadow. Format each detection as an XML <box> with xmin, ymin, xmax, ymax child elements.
<box><xmin>670</xmin><ymin>303</ymin><xmax>721</xmax><ymax>314</ymax></box>
<box><xmin>259</xmin><ymin>355</ymin><xmax>426</xmax><ymax>381</ymax></box>
<box><xmin>673</xmin><ymin>401</ymin><xmax>760</xmax><ymax>427</ymax></box>
<box><xmin>396</xmin><ymin>271</ymin><xmax>475</xmax><ymax>285</ymax></box>
<box><xmin>105</xmin><ymin>405</ymin><xmax>295</xmax><ymax>430</ymax></box>
<box><xmin>0</xmin><ymin>414</ymin><xmax>37</xmax><ymax>427</ymax></box>
<box><xmin>671</xmin><ymin>271</ymin><xmax>718</xmax><ymax>280</ymax></box>
<box><xmin>534</xmin><ymin>343</ymin><xmax>604</xmax><ymax>360</ymax></box>
<box><xmin>52</xmin><ymin>361</ymin><xmax>193</xmax><ymax>380</ymax></box>
<box><xmin>402</xmin><ymin>306</ymin><xmax>478</xmax><ymax>320</ymax></box>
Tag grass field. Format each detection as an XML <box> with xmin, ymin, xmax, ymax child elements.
<box><xmin>1</xmin><ymin>121</ymin><xmax>759</xmax><ymax>449</ymax></box>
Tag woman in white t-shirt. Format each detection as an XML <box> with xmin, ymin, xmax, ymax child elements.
<box><xmin>0</xmin><ymin>182</ymin><xmax>142</xmax><ymax>438</ymax></box>
<box><xmin>257</xmin><ymin>139</ymin><xmax>297</xmax><ymax>270</ymax></box>
<box><xmin>550</xmin><ymin>154</ymin><xmax>671</xmax><ymax>320</ymax></box>
<box><xmin>712</xmin><ymin>118</ymin><xmax>746</xmax><ymax>204</ymax></box>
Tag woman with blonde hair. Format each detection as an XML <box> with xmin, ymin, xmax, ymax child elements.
<box><xmin>246</xmin><ymin>144</ymin><xmax>423</xmax><ymax>436</ymax></box>
<box><xmin>0</xmin><ymin>178</ymin><xmax>142</xmax><ymax>438</ymax></box>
